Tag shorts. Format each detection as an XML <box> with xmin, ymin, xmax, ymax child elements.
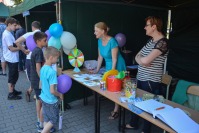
<box><xmin>25</xmin><ymin>59</ymin><xmax>31</xmax><ymax>80</ymax></box>
<box><xmin>7</xmin><ymin>62</ymin><xmax>19</xmax><ymax>85</ymax></box>
<box><xmin>0</xmin><ymin>47</ymin><xmax>5</xmax><ymax>62</ymax></box>
<box><xmin>31</xmin><ymin>80</ymin><xmax>41</xmax><ymax>99</ymax></box>
<box><xmin>42</xmin><ymin>100</ymin><xmax>59</xmax><ymax>125</ymax></box>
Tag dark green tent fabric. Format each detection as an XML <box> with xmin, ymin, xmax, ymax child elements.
<box><xmin>0</xmin><ymin>3</ymin><xmax>9</xmax><ymax>17</ymax></box>
<box><xmin>168</xmin><ymin>1</ymin><xmax>199</xmax><ymax>83</ymax></box>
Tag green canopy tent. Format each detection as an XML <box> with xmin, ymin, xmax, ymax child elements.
<box><xmin>0</xmin><ymin>3</ymin><xmax>9</xmax><ymax>17</ymax></box>
<box><xmin>8</xmin><ymin>0</ymin><xmax>55</xmax><ymax>16</ymax></box>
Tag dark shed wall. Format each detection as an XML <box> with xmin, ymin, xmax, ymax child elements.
<box><xmin>168</xmin><ymin>2</ymin><xmax>199</xmax><ymax>83</ymax></box>
<box><xmin>14</xmin><ymin>2</ymin><xmax>56</xmax><ymax>32</ymax></box>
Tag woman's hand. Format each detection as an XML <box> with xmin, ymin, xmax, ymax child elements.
<box><xmin>88</xmin><ymin>69</ymin><xmax>98</xmax><ymax>74</ymax></box>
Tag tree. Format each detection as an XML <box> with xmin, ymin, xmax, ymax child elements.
<box><xmin>12</xmin><ymin>0</ymin><xmax>23</xmax><ymax>5</ymax></box>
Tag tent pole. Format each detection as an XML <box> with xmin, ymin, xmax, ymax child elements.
<box><xmin>58</xmin><ymin>0</ymin><xmax>62</xmax><ymax>24</ymax></box>
<box><xmin>58</xmin><ymin>0</ymin><xmax>66</xmax><ymax>111</ymax></box>
<box><xmin>56</xmin><ymin>0</ymin><xmax>63</xmax><ymax>69</ymax></box>
<box><xmin>58</xmin><ymin>0</ymin><xmax>63</xmax><ymax>70</ymax></box>
<box><xmin>166</xmin><ymin>10</ymin><xmax>171</xmax><ymax>39</ymax></box>
<box><xmin>164</xmin><ymin>10</ymin><xmax>171</xmax><ymax>74</ymax></box>
<box><xmin>25</xmin><ymin>16</ymin><xmax>28</xmax><ymax>32</ymax></box>
<box><xmin>56</xmin><ymin>1</ymin><xmax>58</xmax><ymax>22</ymax></box>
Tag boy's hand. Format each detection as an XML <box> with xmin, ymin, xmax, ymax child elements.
<box><xmin>24</xmin><ymin>49</ymin><xmax>30</xmax><ymax>55</ymax></box>
<box><xmin>59</xmin><ymin>94</ymin><xmax>63</xmax><ymax>100</ymax></box>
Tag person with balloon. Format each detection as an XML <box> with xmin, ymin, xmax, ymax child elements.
<box><xmin>39</xmin><ymin>46</ymin><xmax>63</xmax><ymax>133</ymax></box>
<box><xmin>15</xmin><ymin>21</ymin><xmax>41</xmax><ymax>103</ymax></box>
<box><xmin>94</xmin><ymin>22</ymin><xmax>126</xmax><ymax>119</ymax></box>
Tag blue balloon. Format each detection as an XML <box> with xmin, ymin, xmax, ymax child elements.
<box><xmin>48</xmin><ymin>36</ymin><xmax>62</xmax><ymax>50</ymax></box>
<box><xmin>49</xmin><ymin>23</ymin><xmax>63</xmax><ymax>38</ymax></box>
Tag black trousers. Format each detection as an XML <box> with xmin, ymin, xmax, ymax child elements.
<box><xmin>129</xmin><ymin>80</ymin><xmax>162</xmax><ymax>133</ymax></box>
<box><xmin>7</xmin><ymin>62</ymin><xmax>19</xmax><ymax>85</ymax></box>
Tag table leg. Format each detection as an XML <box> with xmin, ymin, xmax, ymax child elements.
<box><xmin>97</xmin><ymin>94</ymin><xmax>101</xmax><ymax>133</ymax></box>
<box><xmin>94</xmin><ymin>92</ymin><xmax>100</xmax><ymax>133</ymax></box>
<box><xmin>118</xmin><ymin>106</ymin><xmax>122</xmax><ymax>131</ymax></box>
<box><xmin>94</xmin><ymin>92</ymin><xmax>98</xmax><ymax>133</ymax></box>
<box><xmin>122</xmin><ymin>107</ymin><xmax>126</xmax><ymax>133</ymax></box>
<box><xmin>83</xmin><ymin>87</ymin><xmax>88</xmax><ymax>105</ymax></box>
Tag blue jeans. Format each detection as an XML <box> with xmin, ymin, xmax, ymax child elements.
<box><xmin>18</xmin><ymin>51</ymin><xmax>26</xmax><ymax>71</ymax></box>
<box><xmin>129</xmin><ymin>80</ymin><xmax>162</xmax><ymax>133</ymax></box>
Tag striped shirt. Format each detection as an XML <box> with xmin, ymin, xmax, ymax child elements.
<box><xmin>137</xmin><ymin>38</ymin><xmax>168</xmax><ymax>82</ymax></box>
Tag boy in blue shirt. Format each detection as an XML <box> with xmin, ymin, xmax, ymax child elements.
<box><xmin>40</xmin><ymin>46</ymin><xmax>63</xmax><ymax>133</ymax></box>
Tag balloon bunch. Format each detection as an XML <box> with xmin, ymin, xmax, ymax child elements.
<box><xmin>26</xmin><ymin>23</ymin><xmax>77</xmax><ymax>53</ymax></box>
<box><xmin>46</xmin><ymin>23</ymin><xmax>77</xmax><ymax>53</ymax></box>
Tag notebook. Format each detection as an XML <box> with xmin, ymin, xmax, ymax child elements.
<box><xmin>134</xmin><ymin>99</ymin><xmax>199</xmax><ymax>133</ymax></box>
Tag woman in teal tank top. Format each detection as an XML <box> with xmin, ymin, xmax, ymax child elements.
<box><xmin>98</xmin><ymin>38</ymin><xmax>126</xmax><ymax>72</ymax></box>
<box><xmin>94</xmin><ymin>22</ymin><xmax>126</xmax><ymax>119</ymax></box>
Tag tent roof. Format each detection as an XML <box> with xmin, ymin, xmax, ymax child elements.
<box><xmin>62</xmin><ymin>0</ymin><xmax>198</xmax><ymax>9</ymax></box>
<box><xmin>7</xmin><ymin>0</ymin><xmax>199</xmax><ymax>16</ymax></box>
<box><xmin>0</xmin><ymin>3</ymin><xmax>9</xmax><ymax>17</ymax></box>
<box><xmin>9</xmin><ymin>0</ymin><xmax>55</xmax><ymax>16</ymax></box>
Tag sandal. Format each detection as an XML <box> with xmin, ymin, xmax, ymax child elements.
<box><xmin>125</xmin><ymin>123</ymin><xmax>138</xmax><ymax>130</ymax></box>
<box><xmin>26</xmin><ymin>90</ymin><xmax>31</xmax><ymax>102</ymax></box>
<box><xmin>108</xmin><ymin>111</ymin><xmax>119</xmax><ymax>119</ymax></box>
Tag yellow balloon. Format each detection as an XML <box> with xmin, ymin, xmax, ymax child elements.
<box><xmin>102</xmin><ymin>69</ymin><xmax>119</xmax><ymax>81</ymax></box>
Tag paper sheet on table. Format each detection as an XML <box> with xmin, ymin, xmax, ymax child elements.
<box><xmin>120</xmin><ymin>97</ymin><xmax>143</xmax><ymax>114</ymax></box>
<box><xmin>73</xmin><ymin>74</ymin><xmax>89</xmax><ymax>78</ymax></box>
<box><xmin>73</xmin><ymin>74</ymin><xmax>102</xmax><ymax>80</ymax></box>
<box><xmin>82</xmin><ymin>80</ymin><xmax>100</xmax><ymax>86</ymax></box>
<box><xmin>74</xmin><ymin>77</ymin><xmax>87</xmax><ymax>82</ymax></box>
<box><xmin>134</xmin><ymin>99</ymin><xmax>199</xmax><ymax>133</ymax></box>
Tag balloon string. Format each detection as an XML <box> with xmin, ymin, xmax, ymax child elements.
<box><xmin>58</xmin><ymin>20</ymin><xmax>62</xmax><ymax>24</ymax></box>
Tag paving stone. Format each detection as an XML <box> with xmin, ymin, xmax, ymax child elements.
<box><xmin>7</xmin><ymin>128</ymin><xmax>23</xmax><ymax>133</ymax></box>
<box><xmin>0</xmin><ymin>123</ymin><xmax>6</xmax><ymax>129</ymax></box>
<box><xmin>0</xmin><ymin>126</ymin><xmax>14</xmax><ymax>132</ymax></box>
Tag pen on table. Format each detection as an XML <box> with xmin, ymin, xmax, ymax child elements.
<box><xmin>155</xmin><ymin>106</ymin><xmax>165</xmax><ymax>110</ymax></box>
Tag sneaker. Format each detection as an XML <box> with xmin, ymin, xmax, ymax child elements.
<box><xmin>0</xmin><ymin>73</ymin><xmax>6</xmax><ymax>76</ymax></box>
<box><xmin>14</xmin><ymin>89</ymin><xmax>22</xmax><ymax>95</ymax></box>
<box><xmin>36</xmin><ymin>122</ymin><xmax>40</xmax><ymax>128</ymax></box>
<box><xmin>34</xmin><ymin>95</ymin><xmax>36</xmax><ymax>100</ymax></box>
<box><xmin>50</xmin><ymin>127</ymin><xmax>56</xmax><ymax>133</ymax></box>
<box><xmin>37</xmin><ymin>126</ymin><xmax>43</xmax><ymax>133</ymax></box>
<box><xmin>8</xmin><ymin>93</ymin><xmax>22</xmax><ymax>100</ymax></box>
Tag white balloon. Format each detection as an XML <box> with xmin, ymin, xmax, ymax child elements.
<box><xmin>60</xmin><ymin>31</ymin><xmax>76</xmax><ymax>50</ymax></box>
<box><xmin>63</xmin><ymin>47</ymin><xmax>70</xmax><ymax>55</ymax></box>
<box><xmin>63</xmin><ymin>45</ymin><xmax>77</xmax><ymax>55</ymax></box>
